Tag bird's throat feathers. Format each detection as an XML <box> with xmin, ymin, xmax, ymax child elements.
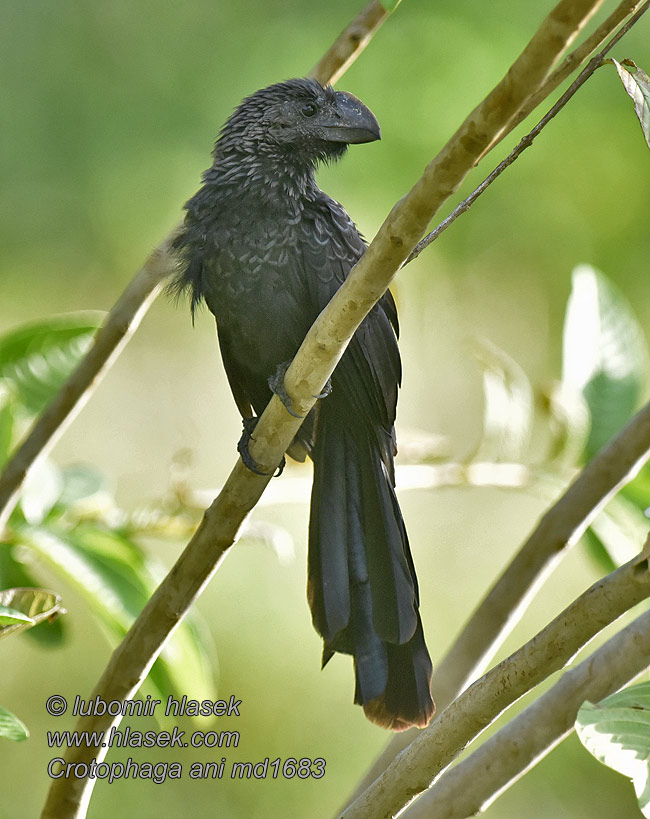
<box><xmin>207</xmin><ymin>137</ymin><xmax>347</xmax><ymax>205</ymax></box>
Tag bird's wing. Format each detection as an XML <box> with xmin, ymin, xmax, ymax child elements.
<box><xmin>215</xmin><ymin>319</ymin><xmax>254</xmax><ymax>419</ymax></box>
<box><xmin>300</xmin><ymin>196</ymin><xmax>401</xmax><ymax>446</ymax></box>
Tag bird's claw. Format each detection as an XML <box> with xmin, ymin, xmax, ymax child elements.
<box><xmin>237</xmin><ymin>418</ymin><xmax>286</xmax><ymax>477</ymax></box>
<box><xmin>268</xmin><ymin>360</ymin><xmax>302</xmax><ymax>418</ymax></box>
<box><xmin>269</xmin><ymin>361</ymin><xmax>333</xmax><ymax>411</ymax></box>
<box><xmin>315</xmin><ymin>378</ymin><xmax>332</xmax><ymax>400</ymax></box>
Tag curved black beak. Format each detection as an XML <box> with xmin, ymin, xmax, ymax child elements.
<box><xmin>321</xmin><ymin>91</ymin><xmax>381</xmax><ymax>144</ymax></box>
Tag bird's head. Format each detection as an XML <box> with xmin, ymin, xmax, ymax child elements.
<box><xmin>215</xmin><ymin>78</ymin><xmax>381</xmax><ymax>168</ymax></box>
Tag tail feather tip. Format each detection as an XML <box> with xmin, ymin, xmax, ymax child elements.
<box><xmin>363</xmin><ymin>694</ymin><xmax>435</xmax><ymax>733</ymax></box>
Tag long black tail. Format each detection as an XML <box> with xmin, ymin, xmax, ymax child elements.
<box><xmin>308</xmin><ymin>410</ymin><xmax>434</xmax><ymax>731</ymax></box>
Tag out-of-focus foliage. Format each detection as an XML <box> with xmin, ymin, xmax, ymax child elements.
<box><xmin>0</xmin><ymin>587</ymin><xmax>64</xmax><ymax>640</ymax></box>
<box><xmin>0</xmin><ymin>587</ymin><xmax>63</xmax><ymax>742</ymax></box>
<box><xmin>2</xmin><ymin>2</ymin><xmax>650</xmax><ymax>818</ymax></box>
<box><xmin>0</xmin><ymin>312</ymin><xmax>105</xmax><ymax>416</ymax></box>
<box><xmin>558</xmin><ymin>264</ymin><xmax>650</xmax><ymax>574</ymax></box>
<box><xmin>0</xmin><ymin>314</ymin><xmax>218</xmax><ymax>735</ymax></box>
<box><xmin>470</xmin><ymin>263</ymin><xmax>650</xmax><ymax>580</ymax></box>
<box><xmin>562</xmin><ymin>264</ymin><xmax>648</xmax><ymax>459</ymax></box>
<box><xmin>0</xmin><ymin>704</ymin><xmax>29</xmax><ymax>743</ymax></box>
<box><xmin>471</xmin><ymin>338</ymin><xmax>534</xmax><ymax>463</ymax></box>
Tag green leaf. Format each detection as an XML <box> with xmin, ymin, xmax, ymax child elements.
<box><xmin>610</xmin><ymin>59</ymin><xmax>650</xmax><ymax>151</ymax></box>
<box><xmin>0</xmin><ymin>587</ymin><xmax>64</xmax><ymax>640</ymax></box>
<box><xmin>472</xmin><ymin>338</ymin><xmax>533</xmax><ymax>462</ymax></box>
<box><xmin>380</xmin><ymin>0</ymin><xmax>402</xmax><ymax>11</ymax></box>
<box><xmin>0</xmin><ymin>547</ymin><xmax>66</xmax><ymax>645</ymax></box>
<box><xmin>18</xmin><ymin>525</ymin><xmax>216</xmax><ymax>716</ymax></box>
<box><xmin>0</xmin><ymin>605</ymin><xmax>34</xmax><ymax>627</ymax></box>
<box><xmin>562</xmin><ymin>265</ymin><xmax>648</xmax><ymax>459</ymax></box>
<box><xmin>577</xmin><ymin>681</ymin><xmax>650</xmax><ymax>817</ymax></box>
<box><xmin>0</xmin><ymin>705</ymin><xmax>29</xmax><ymax>742</ymax></box>
<box><xmin>0</xmin><ymin>311</ymin><xmax>105</xmax><ymax>415</ymax></box>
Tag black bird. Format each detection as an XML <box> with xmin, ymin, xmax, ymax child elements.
<box><xmin>172</xmin><ymin>78</ymin><xmax>434</xmax><ymax>731</ymax></box>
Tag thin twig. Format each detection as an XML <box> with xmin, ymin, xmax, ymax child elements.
<box><xmin>486</xmin><ymin>0</ymin><xmax>647</xmax><ymax>158</ymax></box>
<box><xmin>187</xmin><ymin>461</ymin><xmax>533</xmax><ymax>510</ymax></box>
<box><xmin>40</xmin><ymin>3</ymin><xmax>598</xmax><ymax>815</ymax></box>
<box><xmin>339</xmin><ymin>541</ymin><xmax>650</xmax><ymax>819</ymax></box>
<box><xmin>405</xmin><ymin>0</ymin><xmax>650</xmax><ymax>265</ymax></box>
<box><xmin>403</xmin><ymin>601</ymin><xmax>650</xmax><ymax>819</ymax></box>
<box><xmin>0</xmin><ymin>2</ymin><xmax>393</xmax><ymax>536</ymax></box>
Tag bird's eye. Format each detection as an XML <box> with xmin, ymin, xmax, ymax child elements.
<box><xmin>301</xmin><ymin>103</ymin><xmax>318</xmax><ymax>118</ymax></box>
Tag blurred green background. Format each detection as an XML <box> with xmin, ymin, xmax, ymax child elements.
<box><xmin>2</xmin><ymin>1</ymin><xmax>650</xmax><ymax>817</ymax></box>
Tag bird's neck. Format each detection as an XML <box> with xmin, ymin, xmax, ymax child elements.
<box><xmin>207</xmin><ymin>149</ymin><xmax>321</xmax><ymax>210</ymax></box>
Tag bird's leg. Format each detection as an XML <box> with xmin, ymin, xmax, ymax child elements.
<box><xmin>269</xmin><ymin>359</ymin><xmax>332</xmax><ymax>416</ymax></box>
<box><xmin>237</xmin><ymin>417</ymin><xmax>286</xmax><ymax>477</ymax></box>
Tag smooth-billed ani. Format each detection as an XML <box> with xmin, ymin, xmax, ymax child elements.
<box><xmin>172</xmin><ymin>78</ymin><xmax>434</xmax><ymax>731</ymax></box>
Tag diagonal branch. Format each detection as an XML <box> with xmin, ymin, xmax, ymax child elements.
<box><xmin>309</xmin><ymin>0</ymin><xmax>393</xmax><ymax>86</ymax></box>
<box><xmin>0</xmin><ymin>0</ymin><xmax>393</xmax><ymax>538</ymax></box>
<box><xmin>1</xmin><ymin>0</ymin><xmax>607</xmax><ymax>536</ymax></box>
<box><xmin>484</xmin><ymin>0</ymin><xmax>648</xmax><ymax>159</ymax></box>
<box><xmin>344</xmin><ymin>1</ymin><xmax>650</xmax><ymax>799</ymax></box>
<box><xmin>348</xmin><ymin>392</ymin><xmax>650</xmax><ymax>802</ymax></box>
<box><xmin>339</xmin><ymin>540</ymin><xmax>650</xmax><ymax>819</ymax></box>
<box><xmin>40</xmin><ymin>2</ymin><xmax>604</xmax><ymax>815</ymax></box>
<box><xmin>278</xmin><ymin>0</ymin><xmax>603</xmax><ymax>413</ymax></box>
<box><xmin>432</xmin><ymin>403</ymin><xmax>650</xmax><ymax>704</ymax></box>
<box><xmin>0</xmin><ymin>241</ymin><xmax>174</xmax><ymax>537</ymax></box>
<box><xmin>403</xmin><ymin>594</ymin><xmax>650</xmax><ymax>819</ymax></box>
<box><xmin>406</xmin><ymin>0</ymin><xmax>650</xmax><ymax>265</ymax></box>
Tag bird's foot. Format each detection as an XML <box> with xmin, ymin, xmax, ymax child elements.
<box><xmin>269</xmin><ymin>360</ymin><xmax>332</xmax><ymax>412</ymax></box>
<box><xmin>268</xmin><ymin>360</ymin><xmax>302</xmax><ymax>418</ymax></box>
<box><xmin>237</xmin><ymin>418</ymin><xmax>286</xmax><ymax>477</ymax></box>
<box><xmin>315</xmin><ymin>378</ymin><xmax>332</xmax><ymax>400</ymax></box>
